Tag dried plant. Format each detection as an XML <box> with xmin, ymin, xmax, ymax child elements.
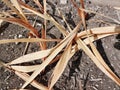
<box><xmin>0</xmin><ymin>0</ymin><xmax>120</xmax><ymax>89</ymax></box>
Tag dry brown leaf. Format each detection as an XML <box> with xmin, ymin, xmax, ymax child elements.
<box><xmin>19</xmin><ymin>0</ymin><xmax>68</xmax><ymax>36</ymax></box>
<box><xmin>8</xmin><ymin>49</ymin><xmax>53</xmax><ymax>65</ymax></box>
<box><xmin>11</xmin><ymin>65</ymin><xmax>40</xmax><ymax>72</ymax></box>
<box><xmin>2</xmin><ymin>0</ymin><xmax>26</xmax><ymax>21</ymax></box>
<box><xmin>77</xmin><ymin>26</ymin><xmax>120</xmax><ymax>38</ymax></box>
<box><xmin>114</xmin><ymin>7</ymin><xmax>120</xmax><ymax>10</ymax></box>
<box><xmin>18</xmin><ymin>0</ymin><xmax>50</xmax><ymax>20</ymax></box>
<box><xmin>0</xmin><ymin>38</ymin><xmax>60</xmax><ymax>44</ymax></box>
<box><xmin>0</xmin><ymin>20</ymin><xmax>3</xmax><ymax>26</ymax></box>
<box><xmin>56</xmin><ymin>8</ymin><xmax>72</xmax><ymax>32</ymax></box>
<box><xmin>1</xmin><ymin>60</ymin><xmax>48</xmax><ymax>90</ymax></box>
<box><xmin>15</xmin><ymin>71</ymin><xmax>48</xmax><ymax>90</ymax></box>
<box><xmin>33</xmin><ymin>0</ymin><xmax>43</xmax><ymax>12</ymax></box>
<box><xmin>76</xmin><ymin>38</ymin><xmax>120</xmax><ymax>86</ymax></box>
<box><xmin>89</xmin><ymin>41</ymin><xmax>120</xmax><ymax>85</ymax></box>
<box><xmin>41</xmin><ymin>0</ymin><xmax>47</xmax><ymax>50</ymax></box>
<box><xmin>21</xmin><ymin>22</ymin><xmax>80</xmax><ymax>88</ymax></box>
<box><xmin>49</xmin><ymin>43</ymin><xmax>72</xmax><ymax>89</ymax></box>
<box><xmin>10</xmin><ymin>0</ymin><xmax>27</xmax><ymax>21</ymax></box>
<box><xmin>83</xmin><ymin>34</ymin><xmax>116</xmax><ymax>45</ymax></box>
<box><xmin>0</xmin><ymin>17</ymin><xmax>39</xmax><ymax>37</ymax></box>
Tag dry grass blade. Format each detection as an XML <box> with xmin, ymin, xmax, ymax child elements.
<box><xmin>15</xmin><ymin>71</ymin><xmax>48</xmax><ymax>90</ymax></box>
<box><xmin>0</xmin><ymin>20</ymin><xmax>3</xmax><ymax>27</ymax></box>
<box><xmin>77</xmin><ymin>1</ymin><xmax>120</xmax><ymax>85</ymax></box>
<box><xmin>10</xmin><ymin>0</ymin><xmax>27</xmax><ymax>21</ymax></box>
<box><xmin>41</xmin><ymin>0</ymin><xmax>47</xmax><ymax>50</ymax></box>
<box><xmin>33</xmin><ymin>0</ymin><xmax>43</xmax><ymax>13</ymax></box>
<box><xmin>114</xmin><ymin>7</ymin><xmax>120</xmax><ymax>10</ymax></box>
<box><xmin>57</xmin><ymin>8</ymin><xmax>72</xmax><ymax>32</ymax></box>
<box><xmin>8</xmin><ymin>49</ymin><xmax>53</xmax><ymax>65</ymax></box>
<box><xmin>0</xmin><ymin>60</ymin><xmax>48</xmax><ymax>90</ymax></box>
<box><xmin>77</xmin><ymin>26</ymin><xmax>120</xmax><ymax>38</ymax></box>
<box><xmin>21</xmin><ymin>23</ymin><xmax>79</xmax><ymax>88</ymax></box>
<box><xmin>2</xmin><ymin>0</ymin><xmax>26</xmax><ymax>21</ymax></box>
<box><xmin>12</xmin><ymin>89</ymin><xmax>29</xmax><ymax>90</ymax></box>
<box><xmin>19</xmin><ymin>0</ymin><xmax>68</xmax><ymax>36</ymax></box>
<box><xmin>79</xmin><ymin>0</ymin><xmax>86</xmax><ymax>25</ymax></box>
<box><xmin>1</xmin><ymin>0</ymin><xmax>120</xmax><ymax>89</ymax></box>
<box><xmin>18</xmin><ymin>0</ymin><xmax>50</xmax><ymax>20</ymax></box>
<box><xmin>83</xmin><ymin>34</ymin><xmax>117</xmax><ymax>45</ymax></box>
<box><xmin>0</xmin><ymin>17</ymin><xmax>39</xmax><ymax>37</ymax></box>
<box><xmin>0</xmin><ymin>60</ymin><xmax>6</xmax><ymax>68</ymax></box>
<box><xmin>11</xmin><ymin>65</ymin><xmax>40</xmax><ymax>73</ymax></box>
<box><xmin>89</xmin><ymin>41</ymin><xmax>120</xmax><ymax>85</ymax></box>
<box><xmin>0</xmin><ymin>38</ymin><xmax>60</xmax><ymax>44</ymax></box>
<box><xmin>76</xmin><ymin>38</ymin><xmax>120</xmax><ymax>86</ymax></box>
<box><xmin>49</xmin><ymin>43</ymin><xmax>72</xmax><ymax>89</ymax></box>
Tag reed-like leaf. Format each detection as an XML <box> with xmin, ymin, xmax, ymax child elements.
<box><xmin>9</xmin><ymin>49</ymin><xmax>52</xmax><ymax>65</ymax></box>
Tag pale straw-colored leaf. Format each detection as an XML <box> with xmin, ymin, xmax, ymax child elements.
<box><xmin>0</xmin><ymin>38</ymin><xmax>60</xmax><ymax>44</ymax></box>
<box><xmin>15</xmin><ymin>71</ymin><xmax>48</xmax><ymax>90</ymax></box>
<box><xmin>56</xmin><ymin>8</ymin><xmax>72</xmax><ymax>32</ymax></box>
<box><xmin>83</xmin><ymin>34</ymin><xmax>116</xmax><ymax>45</ymax></box>
<box><xmin>2</xmin><ymin>0</ymin><xmax>26</xmax><ymax>21</ymax></box>
<box><xmin>76</xmin><ymin>38</ymin><xmax>120</xmax><ymax>86</ymax></box>
<box><xmin>18</xmin><ymin>0</ymin><xmax>50</xmax><ymax>20</ymax></box>
<box><xmin>77</xmin><ymin>26</ymin><xmax>120</xmax><ymax>38</ymax></box>
<box><xmin>19</xmin><ymin>0</ymin><xmax>68</xmax><ymax>36</ymax></box>
<box><xmin>0</xmin><ymin>20</ymin><xmax>3</xmax><ymax>27</ymax></box>
<box><xmin>8</xmin><ymin>49</ymin><xmax>53</xmax><ymax>65</ymax></box>
<box><xmin>10</xmin><ymin>0</ymin><xmax>27</xmax><ymax>21</ymax></box>
<box><xmin>11</xmin><ymin>65</ymin><xmax>40</xmax><ymax>72</ymax></box>
<box><xmin>114</xmin><ymin>7</ymin><xmax>120</xmax><ymax>10</ymax></box>
<box><xmin>12</xmin><ymin>89</ymin><xmax>29</xmax><ymax>90</ymax></box>
<box><xmin>89</xmin><ymin>41</ymin><xmax>120</xmax><ymax>86</ymax></box>
<box><xmin>79</xmin><ymin>3</ymin><xmax>120</xmax><ymax>85</ymax></box>
<box><xmin>0</xmin><ymin>60</ymin><xmax>6</xmax><ymax>68</ymax></box>
<box><xmin>21</xmin><ymin>22</ymin><xmax>80</xmax><ymax>89</ymax></box>
<box><xmin>1</xmin><ymin>60</ymin><xmax>48</xmax><ymax>89</ymax></box>
<box><xmin>49</xmin><ymin>43</ymin><xmax>72</xmax><ymax>89</ymax></box>
<box><xmin>0</xmin><ymin>17</ymin><xmax>39</xmax><ymax>37</ymax></box>
<box><xmin>33</xmin><ymin>0</ymin><xmax>43</xmax><ymax>10</ymax></box>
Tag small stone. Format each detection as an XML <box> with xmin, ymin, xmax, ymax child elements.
<box><xmin>60</xmin><ymin>0</ymin><xmax>67</xmax><ymax>4</ymax></box>
<box><xmin>6</xmin><ymin>86</ymin><xmax>9</xmax><ymax>89</ymax></box>
<box><xmin>14</xmin><ymin>34</ymin><xmax>17</xmax><ymax>39</ymax></box>
<box><xmin>1</xmin><ymin>33</ymin><xmax>3</xmax><ymax>36</ymax></box>
<box><xmin>95</xmin><ymin>84</ymin><xmax>99</xmax><ymax>87</ymax></box>
<box><xmin>61</xmin><ymin>20</ymin><xmax>64</xmax><ymax>23</ymax></box>
<box><xmin>18</xmin><ymin>34</ymin><xmax>23</xmax><ymax>38</ymax></box>
<box><xmin>36</xmin><ymin>23</ymin><xmax>42</xmax><ymax>27</ymax></box>
<box><xmin>14</xmin><ymin>34</ymin><xmax>22</xmax><ymax>45</ymax></box>
<box><xmin>20</xmin><ymin>83</ymin><xmax>23</xmax><ymax>86</ymax></box>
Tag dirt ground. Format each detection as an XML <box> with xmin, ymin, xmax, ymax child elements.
<box><xmin>0</xmin><ymin>0</ymin><xmax>120</xmax><ymax>90</ymax></box>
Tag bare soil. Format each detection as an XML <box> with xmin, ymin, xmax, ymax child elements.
<box><xmin>0</xmin><ymin>0</ymin><xmax>120</xmax><ymax>90</ymax></box>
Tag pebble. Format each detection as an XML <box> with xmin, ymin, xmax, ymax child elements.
<box><xmin>95</xmin><ymin>84</ymin><xmax>99</xmax><ymax>87</ymax></box>
<box><xmin>20</xmin><ymin>83</ymin><xmax>23</xmax><ymax>86</ymax></box>
<box><xmin>36</xmin><ymin>23</ymin><xmax>42</xmax><ymax>27</ymax></box>
<box><xmin>18</xmin><ymin>34</ymin><xmax>23</xmax><ymax>38</ymax></box>
<box><xmin>0</xmin><ymin>33</ymin><xmax>3</xmax><ymax>36</ymax></box>
<box><xmin>60</xmin><ymin>0</ymin><xmax>67</xmax><ymax>4</ymax></box>
<box><xmin>14</xmin><ymin>34</ymin><xmax>23</xmax><ymax>45</ymax></box>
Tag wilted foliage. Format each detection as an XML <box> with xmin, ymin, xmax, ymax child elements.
<box><xmin>0</xmin><ymin>0</ymin><xmax>120</xmax><ymax>89</ymax></box>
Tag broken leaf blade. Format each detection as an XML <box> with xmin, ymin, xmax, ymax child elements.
<box><xmin>9</xmin><ymin>49</ymin><xmax>52</xmax><ymax>65</ymax></box>
<box><xmin>49</xmin><ymin>43</ymin><xmax>72</xmax><ymax>89</ymax></box>
<box><xmin>11</xmin><ymin>65</ymin><xmax>40</xmax><ymax>72</ymax></box>
<box><xmin>21</xmin><ymin>23</ymin><xmax>79</xmax><ymax>88</ymax></box>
